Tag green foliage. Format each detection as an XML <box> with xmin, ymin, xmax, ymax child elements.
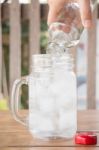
<box><xmin>21</xmin><ymin>21</ymin><xmax>29</xmax><ymax>42</ymax></box>
<box><xmin>40</xmin><ymin>21</ymin><xmax>48</xmax><ymax>54</ymax></box>
<box><xmin>0</xmin><ymin>99</ymin><xmax>8</xmax><ymax>110</ymax></box>
<box><xmin>40</xmin><ymin>31</ymin><xmax>48</xmax><ymax>54</ymax></box>
<box><xmin>2</xmin><ymin>21</ymin><xmax>9</xmax><ymax>34</ymax></box>
<box><xmin>41</xmin><ymin>20</ymin><xmax>48</xmax><ymax>31</ymax></box>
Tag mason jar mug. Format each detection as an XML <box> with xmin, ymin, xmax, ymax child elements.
<box><xmin>11</xmin><ymin>54</ymin><xmax>77</xmax><ymax>139</ymax></box>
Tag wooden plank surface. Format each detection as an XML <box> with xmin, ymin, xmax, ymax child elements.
<box><xmin>87</xmin><ymin>5</ymin><xmax>97</xmax><ymax>109</ymax></box>
<box><xmin>0</xmin><ymin>110</ymin><xmax>99</xmax><ymax>149</ymax></box>
<box><xmin>29</xmin><ymin>0</ymin><xmax>40</xmax><ymax>69</ymax></box>
<box><xmin>9</xmin><ymin>1</ymin><xmax>21</xmax><ymax>96</ymax></box>
<box><xmin>1</xmin><ymin>148</ymin><xmax>99</xmax><ymax>150</ymax></box>
<box><xmin>0</xmin><ymin>4</ymin><xmax>2</xmax><ymax>93</ymax></box>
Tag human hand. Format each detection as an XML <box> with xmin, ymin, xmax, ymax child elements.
<box><xmin>48</xmin><ymin>0</ymin><xmax>92</xmax><ymax>28</ymax></box>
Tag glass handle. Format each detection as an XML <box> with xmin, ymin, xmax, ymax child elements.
<box><xmin>11</xmin><ymin>76</ymin><xmax>29</xmax><ymax>126</ymax></box>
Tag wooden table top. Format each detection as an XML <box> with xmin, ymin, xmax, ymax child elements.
<box><xmin>0</xmin><ymin>110</ymin><xmax>99</xmax><ymax>150</ymax></box>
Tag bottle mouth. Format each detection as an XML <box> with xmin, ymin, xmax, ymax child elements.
<box><xmin>47</xmin><ymin>42</ymin><xmax>68</xmax><ymax>54</ymax></box>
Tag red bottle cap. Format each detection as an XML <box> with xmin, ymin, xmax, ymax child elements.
<box><xmin>75</xmin><ymin>132</ymin><xmax>97</xmax><ymax>145</ymax></box>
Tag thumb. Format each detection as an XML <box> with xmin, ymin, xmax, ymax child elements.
<box><xmin>47</xmin><ymin>7</ymin><xmax>58</xmax><ymax>25</ymax></box>
<box><xmin>47</xmin><ymin>0</ymin><xmax>66</xmax><ymax>25</ymax></box>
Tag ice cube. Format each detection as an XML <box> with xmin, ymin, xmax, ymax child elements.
<box><xmin>29</xmin><ymin>77</ymin><xmax>36</xmax><ymax>98</ymax></box>
<box><xmin>38</xmin><ymin>93</ymin><xmax>55</xmax><ymax>114</ymax></box>
<box><xmin>35</xmin><ymin>78</ymin><xmax>51</xmax><ymax>98</ymax></box>
<box><xmin>57</xmin><ymin>95</ymin><xmax>74</xmax><ymax>110</ymax></box>
<box><xmin>36</xmin><ymin>81</ymin><xmax>45</xmax><ymax>96</ymax></box>
<box><xmin>57</xmin><ymin>84</ymin><xmax>76</xmax><ymax>108</ymax></box>
<box><xmin>38</xmin><ymin>77</ymin><xmax>51</xmax><ymax>88</ymax></box>
<box><xmin>58</xmin><ymin>109</ymin><xmax>77</xmax><ymax>131</ymax></box>
<box><xmin>50</xmin><ymin>72</ymin><xmax>69</xmax><ymax>95</ymax></box>
<box><xmin>50</xmin><ymin>81</ymin><xmax>60</xmax><ymax>95</ymax></box>
<box><xmin>29</xmin><ymin>111</ymin><xmax>54</xmax><ymax>133</ymax></box>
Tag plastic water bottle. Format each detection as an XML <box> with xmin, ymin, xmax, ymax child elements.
<box><xmin>47</xmin><ymin>2</ymin><xmax>84</xmax><ymax>54</ymax></box>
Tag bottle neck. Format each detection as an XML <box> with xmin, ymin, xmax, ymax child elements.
<box><xmin>47</xmin><ymin>42</ymin><xmax>69</xmax><ymax>55</ymax></box>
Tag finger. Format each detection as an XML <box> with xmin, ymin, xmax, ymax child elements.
<box><xmin>47</xmin><ymin>7</ymin><xmax>58</xmax><ymax>25</ymax></box>
<box><xmin>47</xmin><ymin>0</ymin><xmax>66</xmax><ymax>25</ymax></box>
<box><xmin>79</xmin><ymin>0</ymin><xmax>93</xmax><ymax>28</ymax></box>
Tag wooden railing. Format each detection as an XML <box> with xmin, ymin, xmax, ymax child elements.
<box><xmin>87</xmin><ymin>6</ymin><xmax>97</xmax><ymax>109</ymax></box>
<box><xmin>0</xmin><ymin>4</ymin><xmax>2</xmax><ymax>95</ymax></box>
<box><xmin>0</xmin><ymin>0</ymin><xmax>40</xmax><ymax>102</ymax></box>
<box><xmin>0</xmin><ymin>0</ymin><xmax>98</xmax><ymax>109</ymax></box>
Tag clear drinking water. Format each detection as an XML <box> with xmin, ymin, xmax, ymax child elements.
<box><xmin>28</xmin><ymin>54</ymin><xmax>77</xmax><ymax>139</ymax></box>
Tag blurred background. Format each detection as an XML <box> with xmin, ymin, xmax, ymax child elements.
<box><xmin>0</xmin><ymin>0</ymin><xmax>99</xmax><ymax>110</ymax></box>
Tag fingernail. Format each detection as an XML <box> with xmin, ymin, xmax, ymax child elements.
<box><xmin>83</xmin><ymin>20</ymin><xmax>92</xmax><ymax>28</ymax></box>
